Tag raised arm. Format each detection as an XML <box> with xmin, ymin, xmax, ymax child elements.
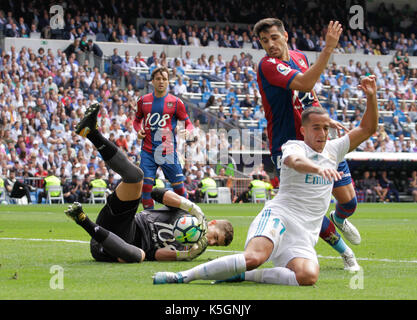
<box><xmin>289</xmin><ymin>21</ymin><xmax>343</xmax><ymax>92</ymax></box>
<box><xmin>346</xmin><ymin>75</ymin><xmax>378</xmax><ymax>152</ymax></box>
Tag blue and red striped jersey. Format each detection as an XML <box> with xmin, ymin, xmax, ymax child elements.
<box><xmin>257</xmin><ymin>50</ymin><xmax>319</xmax><ymax>156</ymax></box>
<box><xmin>134</xmin><ymin>92</ymin><xmax>193</xmax><ymax>154</ymax></box>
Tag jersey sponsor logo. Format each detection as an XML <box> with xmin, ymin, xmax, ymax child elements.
<box><xmin>276</xmin><ymin>63</ymin><xmax>291</xmax><ymax>76</ymax></box>
<box><xmin>143</xmin><ymin>102</ymin><xmax>152</xmax><ymax>105</ymax></box>
<box><xmin>304</xmin><ymin>173</ymin><xmax>333</xmax><ymax>185</ymax></box>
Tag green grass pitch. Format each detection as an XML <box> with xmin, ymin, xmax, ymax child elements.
<box><xmin>0</xmin><ymin>202</ymin><xmax>416</xmax><ymax>300</ymax></box>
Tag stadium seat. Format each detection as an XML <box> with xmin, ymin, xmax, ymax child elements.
<box><xmin>0</xmin><ymin>187</ymin><xmax>7</xmax><ymax>204</ymax></box>
<box><xmin>89</xmin><ymin>187</ymin><xmax>107</xmax><ymax>204</ymax></box>
<box><xmin>251</xmin><ymin>188</ymin><xmax>267</xmax><ymax>203</ymax></box>
<box><xmin>208</xmin><ymin>41</ymin><xmax>218</xmax><ymax>47</ymax></box>
<box><xmin>47</xmin><ymin>186</ymin><xmax>64</xmax><ymax>204</ymax></box>
<box><xmin>217</xmin><ymin>187</ymin><xmax>231</xmax><ymax>204</ymax></box>
<box><xmin>29</xmin><ymin>32</ymin><xmax>41</xmax><ymax>39</ymax></box>
<box><xmin>127</xmin><ymin>37</ymin><xmax>138</xmax><ymax>43</ymax></box>
<box><xmin>204</xmin><ymin>188</ymin><xmax>219</xmax><ymax>203</ymax></box>
<box><xmin>95</xmin><ymin>33</ymin><xmax>107</xmax><ymax>41</ymax></box>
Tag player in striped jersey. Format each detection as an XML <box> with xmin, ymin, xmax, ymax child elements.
<box><xmin>134</xmin><ymin>67</ymin><xmax>194</xmax><ymax>209</ymax></box>
<box><xmin>253</xmin><ymin>18</ymin><xmax>361</xmax><ymax>269</ymax></box>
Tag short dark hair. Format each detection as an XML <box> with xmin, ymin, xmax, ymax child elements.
<box><xmin>253</xmin><ymin>18</ymin><xmax>285</xmax><ymax>37</ymax></box>
<box><xmin>217</xmin><ymin>220</ymin><xmax>234</xmax><ymax>246</ymax></box>
<box><xmin>151</xmin><ymin>67</ymin><xmax>169</xmax><ymax>80</ymax></box>
<box><xmin>301</xmin><ymin>107</ymin><xmax>329</xmax><ymax>125</ymax></box>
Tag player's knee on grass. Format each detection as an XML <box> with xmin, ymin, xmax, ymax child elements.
<box><xmin>90</xmin><ymin>233</ymin><xmax>145</xmax><ymax>263</ymax></box>
<box><xmin>295</xmin><ymin>268</ymin><xmax>319</xmax><ymax>286</ymax></box>
<box><xmin>117</xmin><ymin>248</ymin><xmax>146</xmax><ymax>263</ymax></box>
<box><xmin>286</xmin><ymin>257</ymin><xmax>319</xmax><ymax>286</ymax></box>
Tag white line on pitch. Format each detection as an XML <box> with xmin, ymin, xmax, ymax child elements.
<box><xmin>1</xmin><ymin>237</ymin><xmax>416</xmax><ymax>264</ymax></box>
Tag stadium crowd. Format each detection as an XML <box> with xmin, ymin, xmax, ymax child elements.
<box><xmin>0</xmin><ymin>0</ymin><xmax>416</xmax><ymax>204</ymax></box>
<box><xmin>1</xmin><ymin>0</ymin><xmax>417</xmax><ymax>56</ymax></box>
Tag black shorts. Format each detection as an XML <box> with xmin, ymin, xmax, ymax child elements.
<box><xmin>90</xmin><ymin>192</ymin><xmax>141</xmax><ymax>262</ymax></box>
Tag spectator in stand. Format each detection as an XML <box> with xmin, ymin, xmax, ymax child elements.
<box><xmin>408</xmin><ymin>170</ymin><xmax>417</xmax><ymax>202</ymax></box>
<box><xmin>186</xmin><ymin>79</ymin><xmax>201</xmax><ymax>94</ymax></box>
<box><xmin>378</xmin><ymin>171</ymin><xmax>392</xmax><ymax>203</ymax></box>
<box><xmin>139</xmin><ymin>30</ymin><xmax>153</xmax><ymax>44</ymax></box>
<box><xmin>106</xmin><ymin>174</ymin><xmax>119</xmax><ymax>194</ymax></box>
<box><xmin>111</xmin><ymin>48</ymin><xmax>123</xmax><ymax>78</ymax></box>
<box><xmin>154</xmin><ymin>25</ymin><xmax>169</xmax><ymax>44</ymax></box>
<box><xmin>173</xmin><ymin>77</ymin><xmax>187</xmax><ymax>96</ymax></box>
<box><xmin>357</xmin><ymin>171</ymin><xmax>378</xmax><ymax>202</ymax></box>
<box><xmin>184</xmin><ymin>174</ymin><xmax>198</xmax><ymax>202</ymax></box>
<box><xmin>388</xmin><ymin>116</ymin><xmax>407</xmax><ymax>138</ymax></box>
<box><xmin>239</xmin><ymin>94</ymin><xmax>253</xmax><ymax>110</ymax></box>
<box><xmin>4</xmin><ymin>169</ymin><xmax>34</xmax><ymax>203</ymax></box>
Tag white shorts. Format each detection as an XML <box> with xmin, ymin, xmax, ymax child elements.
<box><xmin>245</xmin><ymin>202</ymin><xmax>319</xmax><ymax>268</ymax></box>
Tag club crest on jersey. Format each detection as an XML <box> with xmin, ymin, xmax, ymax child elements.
<box><xmin>167</xmin><ymin>102</ymin><xmax>174</xmax><ymax>108</ymax></box>
<box><xmin>298</xmin><ymin>58</ymin><xmax>307</xmax><ymax>68</ymax></box>
<box><xmin>277</xmin><ymin>63</ymin><xmax>291</xmax><ymax>76</ymax></box>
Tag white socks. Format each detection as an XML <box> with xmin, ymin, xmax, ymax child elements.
<box><xmin>178</xmin><ymin>253</ymin><xmax>299</xmax><ymax>286</ymax></box>
<box><xmin>181</xmin><ymin>253</ymin><xmax>247</xmax><ymax>283</ymax></box>
<box><xmin>245</xmin><ymin>267</ymin><xmax>299</xmax><ymax>286</ymax></box>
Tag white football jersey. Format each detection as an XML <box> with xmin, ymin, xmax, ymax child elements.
<box><xmin>272</xmin><ymin>135</ymin><xmax>350</xmax><ymax>239</ymax></box>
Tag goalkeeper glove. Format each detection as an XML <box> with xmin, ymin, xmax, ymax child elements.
<box><xmin>176</xmin><ymin>236</ymin><xmax>208</xmax><ymax>261</ymax></box>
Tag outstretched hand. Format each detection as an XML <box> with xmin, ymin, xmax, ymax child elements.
<box><xmin>325</xmin><ymin>21</ymin><xmax>343</xmax><ymax>50</ymax></box>
<box><xmin>317</xmin><ymin>168</ymin><xmax>344</xmax><ymax>182</ymax></box>
<box><xmin>358</xmin><ymin>75</ymin><xmax>377</xmax><ymax>96</ymax></box>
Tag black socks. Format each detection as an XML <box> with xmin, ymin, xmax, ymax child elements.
<box><xmin>76</xmin><ymin>215</ymin><xmax>109</xmax><ymax>243</ymax></box>
<box><xmin>86</xmin><ymin>129</ymin><xmax>118</xmax><ymax>161</ymax></box>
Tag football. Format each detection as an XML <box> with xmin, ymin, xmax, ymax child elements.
<box><xmin>173</xmin><ymin>215</ymin><xmax>203</xmax><ymax>244</ymax></box>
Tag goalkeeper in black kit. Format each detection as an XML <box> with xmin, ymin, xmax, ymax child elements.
<box><xmin>65</xmin><ymin>103</ymin><xmax>234</xmax><ymax>262</ymax></box>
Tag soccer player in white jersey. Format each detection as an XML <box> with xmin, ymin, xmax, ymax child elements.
<box><xmin>153</xmin><ymin>75</ymin><xmax>378</xmax><ymax>286</ymax></box>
